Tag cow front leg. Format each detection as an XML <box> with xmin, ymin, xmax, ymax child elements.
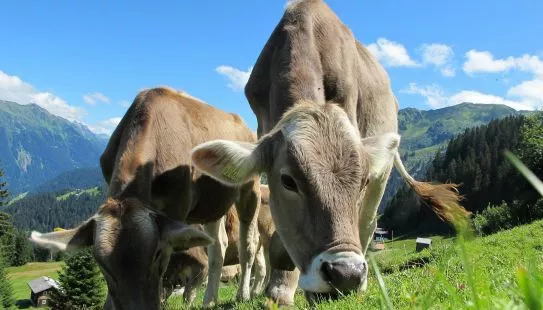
<box><xmin>203</xmin><ymin>217</ymin><xmax>228</xmax><ymax>307</ymax></box>
<box><xmin>235</xmin><ymin>180</ymin><xmax>261</xmax><ymax>301</ymax></box>
<box><xmin>251</xmin><ymin>242</ymin><xmax>267</xmax><ymax>297</ymax></box>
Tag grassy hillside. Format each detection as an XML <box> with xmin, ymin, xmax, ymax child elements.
<box><xmin>164</xmin><ymin>220</ymin><xmax>543</xmax><ymax>309</ymax></box>
<box><xmin>56</xmin><ymin>186</ymin><xmax>100</xmax><ymax>201</ymax></box>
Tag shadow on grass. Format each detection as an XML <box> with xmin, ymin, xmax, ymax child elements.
<box><xmin>398</xmin><ymin>256</ymin><xmax>433</xmax><ymax>272</ymax></box>
<box><xmin>163</xmin><ymin>298</ymin><xmax>261</xmax><ymax>310</ymax></box>
<box><xmin>379</xmin><ymin>254</ymin><xmax>435</xmax><ymax>274</ymax></box>
<box><xmin>15</xmin><ymin>299</ymin><xmax>32</xmax><ymax>309</ymax></box>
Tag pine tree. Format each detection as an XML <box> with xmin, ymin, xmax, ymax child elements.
<box><xmin>0</xmin><ymin>213</ymin><xmax>16</xmax><ymax>266</ymax></box>
<box><xmin>0</xmin><ymin>249</ymin><xmax>15</xmax><ymax>309</ymax></box>
<box><xmin>50</xmin><ymin>248</ymin><xmax>104</xmax><ymax>310</ymax></box>
<box><xmin>12</xmin><ymin>231</ymin><xmax>33</xmax><ymax>267</ymax></box>
<box><xmin>0</xmin><ymin>167</ymin><xmax>8</xmax><ymax>207</ymax></box>
<box><xmin>518</xmin><ymin>112</ymin><xmax>543</xmax><ymax>177</ymax></box>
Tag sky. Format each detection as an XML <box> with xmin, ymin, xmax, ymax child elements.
<box><xmin>1</xmin><ymin>0</ymin><xmax>542</xmax><ymax>134</ymax></box>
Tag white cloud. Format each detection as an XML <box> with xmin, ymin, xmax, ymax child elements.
<box><xmin>367</xmin><ymin>39</ymin><xmax>455</xmax><ymax>76</ymax></box>
<box><xmin>420</xmin><ymin>44</ymin><xmax>454</xmax><ymax>66</ymax></box>
<box><xmin>507</xmin><ymin>79</ymin><xmax>543</xmax><ymax>102</ymax></box>
<box><xmin>402</xmin><ymin>82</ymin><xmax>537</xmax><ymax>111</ymax></box>
<box><xmin>459</xmin><ymin>50</ymin><xmax>543</xmax><ymax>109</ymax></box>
<box><xmin>449</xmin><ymin>90</ymin><xmax>533</xmax><ymax>110</ymax></box>
<box><xmin>367</xmin><ymin>38</ymin><xmax>420</xmax><ymax>68</ymax></box>
<box><xmin>83</xmin><ymin>92</ymin><xmax>110</xmax><ymax>105</ymax></box>
<box><xmin>440</xmin><ymin>66</ymin><xmax>456</xmax><ymax>77</ymax></box>
<box><xmin>463</xmin><ymin>50</ymin><xmax>543</xmax><ymax>77</ymax></box>
<box><xmin>402</xmin><ymin>83</ymin><xmax>447</xmax><ymax>108</ymax></box>
<box><xmin>216</xmin><ymin>65</ymin><xmax>253</xmax><ymax>91</ymax></box>
<box><xmin>87</xmin><ymin>117</ymin><xmax>122</xmax><ymax>135</ymax></box>
<box><xmin>419</xmin><ymin>43</ymin><xmax>456</xmax><ymax>77</ymax></box>
<box><xmin>0</xmin><ymin>70</ymin><xmax>86</xmax><ymax>121</ymax></box>
<box><xmin>515</xmin><ymin>55</ymin><xmax>543</xmax><ymax>78</ymax></box>
<box><xmin>463</xmin><ymin>50</ymin><xmax>516</xmax><ymax>74</ymax></box>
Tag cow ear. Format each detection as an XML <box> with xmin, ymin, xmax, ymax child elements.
<box><xmin>269</xmin><ymin>232</ymin><xmax>296</xmax><ymax>271</ymax></box>
<box><xmin>361</xmin><ymin>132</ymin><xmax>400</xmax><ymax>181</ymax></box>
<box><xmin>30</xmin><ymin>218</ymin><xmax>95</xmax><ymax>252</ymax></box>
<box><xmin>158</xmin><ymin>215</ymin><xmax>214</xmax><ymax>251</ymax></box>
<box><xmin>191</xmin><ymin>139</ymin><xmax>265</xmax><ymax>187</ymax></box>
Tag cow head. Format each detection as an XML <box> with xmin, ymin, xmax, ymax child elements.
<box><xmin>191</xmin><ymin>102</ymin><xmax>399</xmax><ymax>298</ymax></box>
<box><xmin>29</xmin><ymin>197</ymin><xmax>213</xmax><ymax>310</ymax></box>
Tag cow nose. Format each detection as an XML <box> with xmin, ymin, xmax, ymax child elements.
<box><xmin>320</xmin><ymin>259</ymin><xmax>366</xmax><ymax>292</ymax></box>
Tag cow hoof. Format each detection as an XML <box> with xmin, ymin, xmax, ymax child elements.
<box><xmin>236</xmin><ymin>291</ymin><xmax>251</xmax><ymax>302</ymax></box>
<box><xmin>202</xmin><ymin>296</ymin><xmax>217</xmax><ymax>308</ymax></box>
<box><xmin>265</xmin><ymin>288</ymin><xmax>295</xmax><ymax>307</ymax></box>
<box><xmin>360</xmin><ymin>277</ymin><xmax>368</xmax><ymax>292</ymax></box>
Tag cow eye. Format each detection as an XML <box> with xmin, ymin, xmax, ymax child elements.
<box><xmin>361</xmin><ymin>178</ymin><xmax>370</xmax><ymax>191</ymax></box>
<box><xmin>153</xmin><ymin>249</ymin><xmax>162</xmax><ymax>262</ymax></box>
<box><xmin>281</xmin><ymin>174</ymin><xmax>298</xmax><ymax>192</ymax></box>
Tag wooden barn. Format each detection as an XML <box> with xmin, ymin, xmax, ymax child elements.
<box><xmin>27</xmin><ymin>276</ymin><xmax>60</xmax><ymax>307</ymax></box>
<box><xmin>372</xmin><ymin>228</ymin><xmax>390</xmax><ymax>251</ymax></box>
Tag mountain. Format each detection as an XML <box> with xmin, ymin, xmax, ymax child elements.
<box><xmin>32</xmin><ymin>167</ymin><xmax>105</xmax><ymax>194</ymax></box>
<box><xmin>0</xmin><ymin>101</ymin><xmax>109</xmax><ymax>193</ymax></box>
<box><xmin>379</xmin><ymin>102</ymin><xmax>532</xmax><ymax>212</ymax></box>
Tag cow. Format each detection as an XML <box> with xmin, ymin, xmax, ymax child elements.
<box><xmin>29</xmin><ymin>87</ymin><xmax>262</xmax><ymax>309</ymax></box>
<box><xmin>191</xmin><ymin>0</ymin><xmax>469</xmax><ymax>305</ymax></box>
<box><xmin>161</xmin><ymin>184</ymin><xmax>274</xmax><ymax>305</ymax></box>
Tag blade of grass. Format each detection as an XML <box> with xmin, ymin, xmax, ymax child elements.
<box><xmin>457</xmin><ymin>235</ymin><xmax>481</xmax><ymax>310</ymax></box>
<box><xmin>504</xmin><ymin>150</ymin><xmax>543</xmax><ymax>197</ymax></box>
<box><xmin>369</xmin><ymin>256</ymin><xmax>393</xmax><ymax>310</ymax></box>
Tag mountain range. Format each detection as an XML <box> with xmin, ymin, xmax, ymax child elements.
<box><xmin>0</xmin><ymin>100</ymin><xmax>108</xmax><ymax>193</ymax></box>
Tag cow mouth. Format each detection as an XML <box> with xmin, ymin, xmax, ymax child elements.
<box><xmin>304</xmin><ymin>291</ymin><xmax>343</xmax><ymax>304</ymax></box>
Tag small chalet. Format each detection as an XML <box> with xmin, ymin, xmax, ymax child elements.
<box><xmin>372</xmin><ymin>228</ymin><xmax>389</xmax><ymax>251</ymax></box>
<box><xmin>27</xmin><ymin>276</ymin><xmax>60</xmax><ymax>307</ymax></box>
<box><xmin>416</xmin><ymin>237</ymin><xmax>432</xmax><ymax>252</ymax></box>
<box><xmin>374</xmin><ymin>228</ymin><xmax>389</xmax><ymax>242</ymax></box>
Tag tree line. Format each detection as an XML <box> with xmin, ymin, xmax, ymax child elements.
<box><xmin>382</xmin><ymin>113</ymin><xmax>543</xmax><ymax>235</ymax></box>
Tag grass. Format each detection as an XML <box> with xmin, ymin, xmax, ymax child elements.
<box><xmin>7</xmin><ymin>192</ymin><xmax>28</xmax><ymax>206</ymax></box>
<box><xmin>55</xmin><ymin>186</ymin><xmax>100</xmax><ymax>201</ymax></box>
<box><xmin>6</xmin><ymin>221</ymin><xmax>542</xmax><ymax>309</ymax></box>
<box><xmin>6</xmin><ymin>261</ymin><xmax>63</xmax><ymax>309</ymax></box>
<box><xmin>163</xmin><ymin>220</ymin><xmax>543</xmax><ymax>309</ymax></box>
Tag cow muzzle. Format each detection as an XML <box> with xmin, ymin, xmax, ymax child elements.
<box><xmin>299</xmin><ymin>251</ymin><xmax>367</xmax><ymax>296</ymax></box>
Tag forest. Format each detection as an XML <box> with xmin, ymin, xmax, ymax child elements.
<box><xmin>382</xmin><ymin>112</ymin><xmax>543</xmax><ymax>235</ymax></box>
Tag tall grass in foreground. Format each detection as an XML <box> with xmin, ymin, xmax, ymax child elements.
<box><xmin>368</xmin><ymin>150</ymin><xmax>542</xmax><ymax>310</ymax></box>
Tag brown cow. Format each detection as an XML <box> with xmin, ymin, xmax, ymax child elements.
<box><xmin>191</xmin><ymin>0</ymin><xmax>468</xmax><ymax>305</ymax></box>
<box><xmin>30</xmin><ymin>87</ymin><xmax>262</xmax><ymax>309</ymax></box>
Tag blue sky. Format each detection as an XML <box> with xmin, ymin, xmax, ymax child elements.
<box><xmin>1</xmin><ymin>0</ymin><xmax>542</xmax><ymax>134</ymax></box>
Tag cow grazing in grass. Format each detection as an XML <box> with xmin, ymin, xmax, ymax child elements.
<box><xmin>30</xmin><ymin>87</ymin><xmax>262</xmax><ymax>309</ymax></box>
<box><xmin>191</xmin><ymin>0</ymin><xmax>468</xmax><ymax>305</ymax></box>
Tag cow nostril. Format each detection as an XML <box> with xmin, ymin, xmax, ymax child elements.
<box><xmin>320</xmin><ymin>262</ymin><xmax>334</xmax><ymax>283</ymax></box>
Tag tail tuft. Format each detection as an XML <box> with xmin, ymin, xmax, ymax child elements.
<box><xmin>411</xmin><ymin>181</ymin><xmax>471</xmax><ymax>228</ymax></box>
